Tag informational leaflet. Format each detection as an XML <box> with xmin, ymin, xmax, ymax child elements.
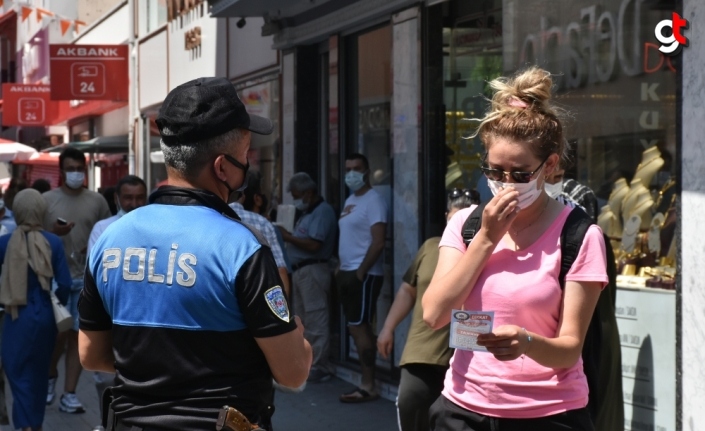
<box><xmin>449</xmin><ymin>310</ymin><xmax>494</xmax><ymax>352</ymax></box>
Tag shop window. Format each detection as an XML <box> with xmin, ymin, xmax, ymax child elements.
<box><xmin>146</xmin><ymin>0</ymin><xmax>168</xmax><ymax>33</ymax></box>
<box><xmin>237</xmin><ymin>79</ymin><xmax>282</xmax><ymax>218</ymax></box>
<box><xmin>432</xmin><ymin>1</ymin><xmax>678</xmax><ymax>430</ymax></box>
<box><xmin>342</xmin><ymin>24</ymin><xmax>394</xmax><ymax>371</ymax></box>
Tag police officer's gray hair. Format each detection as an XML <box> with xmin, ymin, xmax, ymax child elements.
<box><xmin>288</xmin><ymin>172</ymin><xmax>317</xmax><ymax>194</ymax></box>
<box><xmin>160</xmin><ymin>128</ymin><xmax>244</xmax><ymax>179</ymax></box>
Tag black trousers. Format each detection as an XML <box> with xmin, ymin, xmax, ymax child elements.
<box><xmin>397</xmin><ymin>364</ymin><xmax>448</xmax><ymax>431</ymax></box>
<box><xmin>429</xmin><ymin>395</ymin><xmax>594</xmax><ymax>431</ymax></box>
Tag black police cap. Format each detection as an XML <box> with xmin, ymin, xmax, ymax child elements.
<box><xmin>156</xmin><ymin>77</ymin><xmax>273</xmax><ymax>145</ymax></box>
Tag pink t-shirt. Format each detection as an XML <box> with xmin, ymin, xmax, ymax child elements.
<box><xmin>438</xmin><ymin>205</ymin><xmax>608</xmax><ymax>418</ymax></box>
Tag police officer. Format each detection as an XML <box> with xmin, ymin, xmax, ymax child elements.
<box><xmin>77</xmin><ymin>77</ymin><xmax>312</xmax><ymax>431</ymax></box>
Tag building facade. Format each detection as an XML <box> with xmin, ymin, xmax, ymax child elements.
<box><xmin>209</xmin><ymin>0</ymin><xmax>696</xmax><ymax>429</ymax></box>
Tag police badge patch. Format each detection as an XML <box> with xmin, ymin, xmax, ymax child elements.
<box><xmin>264</xmin><ymin>286</ymin><xmax>290</xmax><ymax>322</ymax></box>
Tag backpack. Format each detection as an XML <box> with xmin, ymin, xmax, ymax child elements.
<box><xmin>462</xmin><ymin>203</ymin><xmax>624</xmax><ymax>431</ymax></box>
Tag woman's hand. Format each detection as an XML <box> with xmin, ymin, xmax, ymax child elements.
<box><xmin>476</xmin><ymin>325</ymin><xmax>530</xmax><ymax>361</ymax></box>
<box><xmin>377</xmin><ymin>327</ymin><xmax>394</xmax><ymax>359</ymax></box>
<box><xmin>480</xmin><ymin>187</ymin><xmax>520</xmax><ymax>244</ymax></box>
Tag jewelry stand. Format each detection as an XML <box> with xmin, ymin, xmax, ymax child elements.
<box><xmin>621</xmin><ymin>215</ymin><xmax>641</xmax><ymax>253</ymax></box>
<box><xmin>632</xmin><ymin>146</ymin><xmax>664</xmax><ymax>187</ymax></box>
<box><xmin>608</xmin><ymin>178</ymin><xmax>629</xmax><ymax>217</ymax></box>
<box><xmin>598</xmin><ymin>205</ymin><xmax>622</xmax><ymax>237</ymax></box>
<box><xmin>648</xmin><ymin>213</ymin><xmax>666</xmax><ymax>255</ymax></box>
<box><xmin>621</xmin><ymin>179</ymin><xmax>652</xmax><ymax>229</ymax></box>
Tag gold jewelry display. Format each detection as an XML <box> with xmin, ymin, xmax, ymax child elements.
<box><xmin>633</xmin><ymin>146</ymin><xmax>665</xmax><ymax>187</ymax></box>
<box><xmin>621</xmin><ymin>214</ymin><xmax>641</xmax><ymax>253</ymax></box>
<box><xmin>654</xmin><ymin>178</ymin><xmax>676</xmax><ymax>209</ymax></box>
<box><xmin>621</xmin><ymin>180</ymin><xmax>651</xmax><ymax>228</ymax></box>
<box><xmin>608</xmin><ymin>178</ymin><xmax>629</xmax><ymax>216</ymax></box>
<box><xmin>648</xmin><ymin>213</ymin><xmax>665</xmax><ymax>254</ymax></box>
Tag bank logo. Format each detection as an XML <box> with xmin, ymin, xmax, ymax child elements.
<box><xmin>655</xmin><ymin>12</ymin><xmax>689</xmax><ymax>55</ymax></box>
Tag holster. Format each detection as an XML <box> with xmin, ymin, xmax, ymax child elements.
<box><xmin>216</xmin><ymin>406</ymin><xmax>264</xmax><ymax>431</ymax></box>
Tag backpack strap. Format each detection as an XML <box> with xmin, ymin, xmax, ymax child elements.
<box><xmin>462</xmin><ymin>203</ymin><xmax>487</xmax><ymax>246</ymax></box>
<box><xmin>559</xmin><ymin>207</ymin><xmax>594</xmax><ymax>289</ymax></box>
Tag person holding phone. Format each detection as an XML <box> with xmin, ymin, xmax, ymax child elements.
<box><xmin>42</xmin><ymin>147</ymin><xmax>111</xmax><ymax>414</ymax></box>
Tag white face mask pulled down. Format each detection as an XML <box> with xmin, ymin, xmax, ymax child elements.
<box><xmin>487</xmin><ymin>172</ymin><xmax>544</xmax><ymax>210</ymax></box>
<box><xmin>544</xmin><ymin>180</ymin><xmax>564</xmax><ymax>199</ymax></box>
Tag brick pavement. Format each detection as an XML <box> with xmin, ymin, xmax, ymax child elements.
<box><xmin>2</xmin><ymin>360</ymin><xmax>399</xmax><ymax>431</ymax></box>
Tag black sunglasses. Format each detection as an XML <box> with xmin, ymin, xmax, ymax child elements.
<box><xmin>480</xmin><ymin>155</ymin><xmax>548</xmax><ymax>184</ymax></box>
<box><xmin>448</xmin><ymin>188</ymin><xmax>476</xmax><ymax>200</ymax></box>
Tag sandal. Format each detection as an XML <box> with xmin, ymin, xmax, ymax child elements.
<box><xmin>339</xmin><ymin>387</ymin><xmax>380</xmax><ymax>403</ymax></box>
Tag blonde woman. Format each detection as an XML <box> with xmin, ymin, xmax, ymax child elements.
<box><xmin>423</xmin><ymin>67</ymin><xmax>607</xmax><ymax>431</ymax></box>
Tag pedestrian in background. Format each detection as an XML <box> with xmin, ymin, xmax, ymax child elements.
<box><xmin>424</xmin><ymin>66</ymin><xmax>607</xmax><ymax>430</ymax></box>
<box><xmin>377</xmin><ymin>189</ymin><xmax>475</xmax><ymax>431</ymax></box>
<box><xmin>280</xmin><ymin>172</ymin><xmax>338</xmax><ymax>383</ymax></box>
<box><xmin>78</xmin><ymin>77</ymin><xmax>311</xmax><ymax>431</ymax></box>
<box><xmin>0</xmin><ymin>189</ymin><xmax>72</xmax><ymax>431</ymax></box>
<box><xmin>230</xmin><ymin>170</ymin><xmax>291</xmax><ymax>297</ymax></box>
<box><xmin>43</xmin><ymin>147</ymin><xmax>111</xmax><ymax>414</ymax></box>
<box><xmin>86</xmin><ymin>174</ymin><xmax>148</xmax><ymax>431</ymax></box>
<box><xmin>337</xmin><ymin>153</ymin><xmax>387</xmax><ymax>403</ymax></box>
<box><xmin>30</xmin><ymin>179</ymin><xmax>52</xmax><ymax>195</ymax></box>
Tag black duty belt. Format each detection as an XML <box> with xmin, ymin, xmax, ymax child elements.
<box><xmin>291</xmin><ymin>259</ymin><xmax>328</xmax><ymax>272</ymax></box>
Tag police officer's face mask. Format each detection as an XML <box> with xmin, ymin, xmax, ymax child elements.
<box><xmin>221</xmin><ymin>154</ymin><xmax>249</xmax><ymax>198</ymax></box>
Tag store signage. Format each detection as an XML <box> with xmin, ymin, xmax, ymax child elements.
<box><xmin>655</xmin><ymin>12</ymin><xmax>688</xmax><ymax>55</ymax></box>
<box><xmin>49</xmin><ymin>44</ymin><xmax>129</xmax><ymax>101</ymax></box>
<box><xmin>184</xmin><ymin>26</ymin><xmax>201</xmax><ymax>50</ymax></box>
<box><xmin>519</xmin><ymin>0</ymin><xmax>674</xmax><ymax>89</ymax></box>
<box><xmin>1</xmin><ymin>84</ymin><xmax>55</xmax><ymax>126</ymax></box>
<box><xmin>615</xmin><ymin>288</ymin><xmax>676</xmax><ymax>431</ymax></box>
<box><xmin>168</xmin><ymin>0</ymin><xmax>204</xmax><ymax>21</ymax></box>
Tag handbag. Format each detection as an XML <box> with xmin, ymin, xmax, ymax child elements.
<box><xmin>50</xmin><ymin>290</ymin><xmax>73</xmax><ymax>332</ymax></box>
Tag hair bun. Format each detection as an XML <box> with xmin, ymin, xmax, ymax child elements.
<box><xmin>490</xmin><ymin>66</ymin><xmax>554</xmax><ymax>115</ymax></box>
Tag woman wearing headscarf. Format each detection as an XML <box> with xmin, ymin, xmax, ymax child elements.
<box><xmin>0</xmin><ymin>189</ymin><xmax>72</xmax><ymax>431</ymax></box>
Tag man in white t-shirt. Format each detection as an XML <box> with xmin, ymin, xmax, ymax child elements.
<box><xmin>336</xmin><ymin>153</ymin><xmax>387</xmax><ymax>403</ymax></box>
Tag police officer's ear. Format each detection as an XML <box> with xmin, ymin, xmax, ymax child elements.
<box><xmin>213</xmin><ymin>155</ymin><xmax>230</xmax><ymax>182</ymax></box>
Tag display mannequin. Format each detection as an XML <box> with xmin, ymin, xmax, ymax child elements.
<box><xmin>598</xmin><ymin>205</ymin><xmax>622</xmax><ymax>239</ymax></box>
<box><xmin>632</xmin><ymin>146</ymin><xmax>664</xmax><ymax>187</ymax></box>
<box><xmin>621</xmin><ymin>214</ymin><xmax>641</xmax><ymax>253</ymax></box>
<box><xmin>621</xmin><ymin>179</ymin><xmax>654</xmax><ymax>230</ymax></box>
<box><xmin>608</xmin><ymin>178</ymin><xmax>629</xmax><ymax>218</ymax></box>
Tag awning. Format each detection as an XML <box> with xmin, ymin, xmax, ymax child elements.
<box><xmin>42</xmin><ymin>135</ymin><xmax>162</xmax><ymax>154</ymax></box>
<box><xmin>0</xmin><ymin>139</ymin><xmax>37</xmax><ymax>162</ymax></box>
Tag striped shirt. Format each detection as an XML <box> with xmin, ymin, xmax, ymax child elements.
<box><xmin>229</xmin><ymin>202</ymin><xmax>287</xmax><ymax>269</ymax></box>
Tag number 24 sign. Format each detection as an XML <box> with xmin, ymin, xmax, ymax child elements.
<box><xmin>49</xmin><ymin>45</ymin><xmax>128</xmax><ymax>101</ymax></box>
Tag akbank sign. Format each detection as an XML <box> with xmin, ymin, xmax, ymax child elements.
<box><xmin>518</xmin><ymin>0</ymin><xmax>680</xmax><ymax>90</ymax></box>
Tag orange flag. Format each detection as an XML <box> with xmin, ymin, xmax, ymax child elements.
<box><xmin>0</xmin><ymin>1</ymin><xmax>4</xmax><ymax>10</ymax></box>
<box><xmin>60</xmin><ymin>20</ymin><xmax>71</xmax><ymax>36</ymax></box>
<box><xmin>74</xmin><ymin>19</ymin><xmax>86</xmax><ymax>32</ymax></box>
<box><xmin>36</xmin><ymin>7</ymin><xmax>54</xmax><ymax>22</ymax></box>
<box><xmin>21</xmin><ymin>6</ymin><xmax>32</xmax><ymax>22</ymax></box>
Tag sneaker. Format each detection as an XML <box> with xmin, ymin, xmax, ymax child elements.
<box><xmin>92</xmin><ymin>426</ymin><xmax>105</xmax><ymax>431</ymax></box>
<box><xmin>46</xmin><ymin>377</ymin><xmax>57</xmax><ymax>405</ymax></box>
<box><xmin>59</xmin><ymin>393</ymin><xmax>86</xmax><ymax>414</ymax></box>
<box><xmin>306</xmin><ymin>369</ymin><xmax>332</xmax><ymax>383</ymax></box>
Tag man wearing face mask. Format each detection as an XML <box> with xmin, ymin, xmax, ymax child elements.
<box><xmin>42</xmin><ymin>147</ymin><xmax>112</xmax><ymax>414</ymax></box>
<box><xmin>279</xmin><ymin>172</ymin><xmax>337</xmax><ymax>383</ymax></box>
<box><xmin>337</xmin><ymin>153</ymin><xmax>388</xmax><ymax>403</ymax></box>
<box><xmin>85</xmin><ymin>174</ymin><xmax>148</xmax><ymax>431</ymax></box>
<box><xmin>77</xmin><ymin>77</ymin><xmax>311</xmax><ymax>431</ymax></box>
<box><xmin>544</xmin><ymin>162</ymin><xmax>599</xmax><ymax>220</ymax></box>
